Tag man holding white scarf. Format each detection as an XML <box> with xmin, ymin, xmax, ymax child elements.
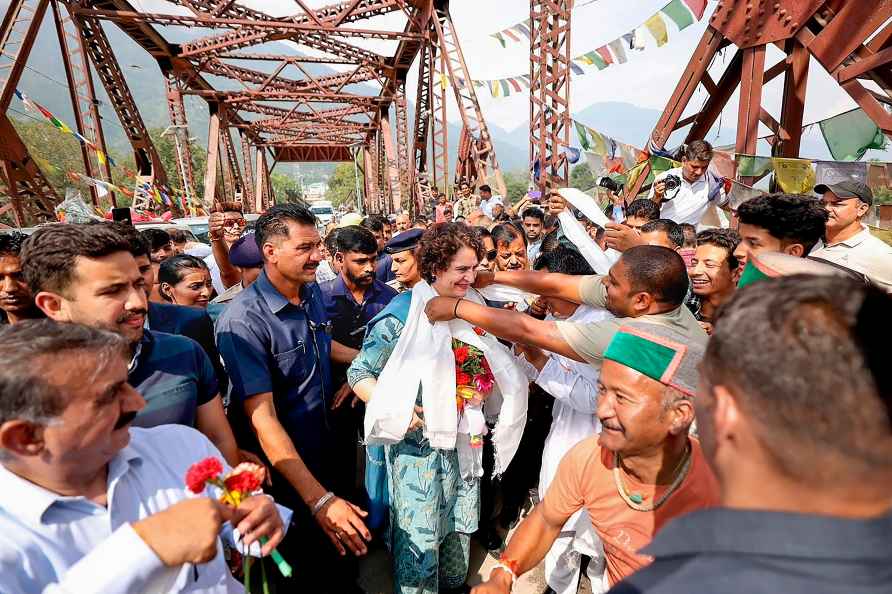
<box><xmin>347</xmin><ymin>223</ymin><xmax>528</xmax><ymax>594</ymax></box>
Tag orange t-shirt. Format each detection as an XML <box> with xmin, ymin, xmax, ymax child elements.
<box><xmin>541</xmin><ymin>436</ymin><xmax>719</xmax><ymax>586</ymax></box>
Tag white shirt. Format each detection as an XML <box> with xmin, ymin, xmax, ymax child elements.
<box><xmin>527</xmin><ymin>239</ymin><xmax>543</xmax><ymax>264</ymax></box>
<box><xmin>0</xmin><ymin>425</ymin><xmax>292</xmax><ymax>594</ymax></box>
<box><xmin>479</xmin><ymin>196</ymin><xmax>503</xmax><ymax>218</ymax></box>
<box><xmin>204</xmin><ymin>254</ymin><xmax>226</xmax><ymax>295</ymax></box>
<box><xmin>535</xmin><ymin>305</ymin><xmax>612</xmax><ymax>496</ymax></box>
<box><xmin>648</xmin><ymin>166</ymin><xmax>724</xmax><ymax>226</ymax></box>
<box><xmin>810</xmin><ymin>225</ymin><xmax>892</xmax><ymax>292</ymax></box>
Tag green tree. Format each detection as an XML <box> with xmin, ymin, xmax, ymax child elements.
<box><xmin>570</xmin><ymin>161</ymin><xmax>596</xmax><ymax>191</ymax></box>
<box><xmin>148</xmin><ymin>127</ymin><xmax>207</xmax><ymax>199</ymax></box>
<box><xmin>326</xmin><ymin>162</ymin><xmax>359</xmax><ymax>208</ymax></box>
<box><xmin>270</xmin><ymin>172</ymin><xmax>303</xmax><ymax>203</ymax></box>
<box><xmin>502</xmin><ymin>170</ymin><xmax>529</xmax><ymax>203</ymax></box>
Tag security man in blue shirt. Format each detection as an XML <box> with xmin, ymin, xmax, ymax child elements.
<box><xmin>216</xmin><ymin>204</ymin><xmax>370</xmax><ymax>594</ymax></box>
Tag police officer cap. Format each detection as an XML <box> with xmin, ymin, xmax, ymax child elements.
<box><xmin>230</xmin><ymin>233</ymin><xmax>263</xmax><ymax>268</ymax></box>
<box><xmin>385</xmin><ymin>229</ymin><xmax>423</xmax><ymax>254</ymax></box>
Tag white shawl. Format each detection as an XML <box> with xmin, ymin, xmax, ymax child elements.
<box><xmin>556</xmin><ymin>187</ymin><xmax>621</xmax><ymax>274</ymax></box>
<box><xmin>364</xmin><ymin>280</ymin><xmax>529</xmax><ymax>478</ymax></box>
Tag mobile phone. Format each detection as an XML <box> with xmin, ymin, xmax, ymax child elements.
<box><xmin>112</xmin><ymin>207</ymin><xmax>133</xmax><ymax>225</ymax></box>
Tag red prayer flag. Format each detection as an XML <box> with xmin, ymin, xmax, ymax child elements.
<box><xmin>595</xmin><ymin>46</ymin><xmax>613</xmax><ymax>65</ymax></box>
<box><xmin>683</xmin><ymin>0</ymin><xmax>707</xmax><ymax>20</ymax></box>
<box><xmin>507</xmin><ymin>77</ymin><xmax>522</xmax><ymax>92</ymax></box>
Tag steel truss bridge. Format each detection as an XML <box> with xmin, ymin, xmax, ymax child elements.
<box><xmin>1</xmin><ymin>1</ymin><xmax>892</xmax><ymax>226</ymax></box>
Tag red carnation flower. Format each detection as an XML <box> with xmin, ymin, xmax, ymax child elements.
<box><xmin>456</xmin><ymin>370</ymin><xmax>472</xmax><ymax>386</ymax></box>
<box><xmin>185</xmin><ymin>457</ymin><xmax>223</xmax><ymax>494</ymax></box>
<box><xmin>454</xmin><ymin>346</ymin><xmax>470</xmax><ymax>364</ymax></box>
<box><xmin>224</xmin><ymin>471</ymin><xmax>262</xmax><ymax>495</ymax></box>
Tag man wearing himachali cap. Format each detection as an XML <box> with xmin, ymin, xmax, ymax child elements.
<box><xmin>471</xmin><ymin>323</ymin><xmax>719</xmax><ymax>593</ymax></box>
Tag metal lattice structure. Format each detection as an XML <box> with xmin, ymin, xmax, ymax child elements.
<box><xmin>629</xmin><ymin>0</ymin><xmax>892</xmax><ymax>196</ymax></box>
<box><xmin>0</xmin><ymin>0</ymin><xmax>505</xmax><ymax>225</ymax></box>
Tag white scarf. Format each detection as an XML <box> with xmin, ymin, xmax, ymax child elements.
<box><xmin>556</xmin><ymin>187</ymin><xmax>621</xmax><ymax>274</ymax></box>
<box><xmin>364</xmin><ymin>280</ymin><xmax>529</xmax><ymax>479</ymax></box>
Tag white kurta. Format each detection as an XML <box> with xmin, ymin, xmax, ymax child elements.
<box><xmin>537</xmin><ymin>305</ymin><xmax>612</xmax><ymax>594</ymax></box>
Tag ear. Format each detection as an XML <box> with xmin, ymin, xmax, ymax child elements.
<box><xmin>785</xmin><ymin>243</ymin><xmax>805</xmax><ymax>257</ymax></box>
<box><xmin>262</xmin><ymin>242</ymin><xmax>277</xmax><ymax>263</ymax></box>
<box><xmin>34</xmin><ymin>291</ymin><xmax>68</xmax><ymax>322</ymax></box>
<box><xmin>0</xmin><ymin>420</ymin><xmax>46</xmax><ymax>458</ymax></box>
<box><xmin>856</xmin><ymin>201</ymin><xmax>870</xmax><ymax>218</ymax></box>
<box><xmin>668</xmin><ymin>397</ymin><xmax>695</xmax><ymax>435</ymax></box>
<box><xmin>632</xmin><ymin>291</ymin><xmax>653</xmax><ymax>313</ymax></box>
<box><xmin>159</xmin><ymin>282</ymin><xmax>174</xmax><ymax>302</ymax></box>
<box><xmin>335</xmin><ymin>251</ymin><xmax>345</xmax><ymax>264</ymax></box>
<box><xmin>711</xmin><ymin>384</ymin><xmax>742</xmax><ymax>444</ymax></box>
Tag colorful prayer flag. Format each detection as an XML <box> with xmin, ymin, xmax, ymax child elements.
<box><xmin>575</xmin><ymin>122</ymin><xmax>592</xmax><ymax>151</ymax></box>
<box><xmin>595</xmin><ymin>46</ymin><xmax>614</xmax><ymax>66</ymax></box>
<box><xmin>771</xmin><ymin>158</ymin><xmax>816</xmax><ymax>194</ymax></box>
<box><xmin>662</xmin><ymin>0</ymin><xmax>696</xmax><ymax>30</ymax></box>
<box><xmin>819</xmin><ymin>108</ymin><xmax>887</xmax><ymax>161</ymax></box>
<box><xmin>683</xmin><ymin>0</ymin><xmax>708</xmax><ymax>19</ymax></box>
<box><xmin>491</xmin><ymin>32</ymin><xmax>506</xmax><ymax>47</ymax></box>
<box><xmin>607</xmin><ymin>39</ymin><xmax>628</xmax><ymax>64</ymax></box>
<box><xmin>735</xmin><ymin>155</ymin><xmax>774</xmax><ymax>177</ymax></box>
<box><xmin>644</xmin><ymin>14</ymin><xmax>669</xmax><ymax>46</ymax></box>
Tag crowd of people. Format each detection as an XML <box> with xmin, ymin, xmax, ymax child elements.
<box><xmin>0</xmin><ymin>139</ymin><xmax>890</xmax><ymax>594</ymax></box>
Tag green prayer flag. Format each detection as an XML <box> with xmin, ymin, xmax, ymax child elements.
<box><xmin>575</xmin><ymin>121</ymin><xmax>592</xmax><ymax>151</ymax></box>
<box><xmin>661</xmin><ymin>0</ymin><xmax>695</xmax><ymax>30</ymax></box>
<box><xmin>819</xmin><ymin>108</ymin><xmax>888</xmax><ymax>161</ymax></box>
<box><xmin>499</xmin><ymin>79</ymin><xmax>511</xmax><ymax>96</ymax></box>
<box><xmin>735</xmin><ymin>155</ymin><xmax>774</xmax><ymax>177</ymax></box>
<box><xmin>585</xmin><ymin>50</ymin><xmax>608</xmax><ymax>70</ymax></box>
<box><xmin>491</xmin><ymin>32</ymin><xmax>506</xmax><ymax>48</ymax></box>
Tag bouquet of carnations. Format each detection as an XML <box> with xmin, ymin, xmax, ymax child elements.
<box><xmin>453</xmin><ymin>328</ymin><xmax>496</xmax><ymax>448</ymax></box>
<box><xmin>185</xmin><ymin>457</ymin><xmax>292</xmax><ymax>591</ymax></box>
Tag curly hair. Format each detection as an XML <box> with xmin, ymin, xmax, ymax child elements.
<box><xmin>0</xmin><ymin>231</ymin><xmax>27</xmax><ymax>257</ymax></box>
<box><xmin>737</xmin><ymin>193</ymin><xmax>828</xmax><ymax>253</ymax></box>
<box><xmin>417</xmin><ymin>222</ymin><xmax>484</xmax><ymax>283</ymax></box>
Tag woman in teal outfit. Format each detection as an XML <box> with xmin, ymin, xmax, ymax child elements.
<box><xmin>347</xmin><ymin>223</ymin><xmax>484</xmax><ymax>594</ymax></box>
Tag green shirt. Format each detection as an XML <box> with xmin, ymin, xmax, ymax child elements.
<box><xmin>555</xmin><ymin>275</ymin><xmax>707</xmax><ymax>364</ymax></box>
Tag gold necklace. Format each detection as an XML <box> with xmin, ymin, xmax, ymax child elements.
<box><xmin>613</xmin><ymin>443</ymin><xmax>692</xmax><ymax>512</ymax></box>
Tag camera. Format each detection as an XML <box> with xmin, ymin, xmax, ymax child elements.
<box><xmin>596</xmin><ymin>176</ymin><xmax>623</xmax><ymax>195</ymax></box>
<box><xmin>661</xmin><ymin>174</ymin><xmax>682</xmax><ymax>199</ymax></box>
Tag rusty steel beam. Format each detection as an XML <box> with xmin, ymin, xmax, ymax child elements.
<box><xmin>530</xmin><ymin>0</ymin><xmax>572</xmax><ymax>192</ymax></box>
<box><xmin>52</xmin><ymin>0</ymin><xmax>114</xmax><ymax>207</ymax></box>
<box><xmin>432</xmin><ymin>6</ymin><xmax>505</xmax><ymax>196</ymax></box>
<box><xmin>164</xmin><ymin>72</ymin><xmax>199</xmax><ymax>209</ymax></box>
<box><xmin>0</xmin><ymin>0</ymin><xmax>61</xmax><ymax>223</ymax></box>
<box><xmin>381</xmin><ymin>110</ymin><xmax>401</xmax><ymax>212</ymax></box>
<box><xmin>429</xmin><ymin>43</ymin><xmax>449</xmax><ymax>197</ymax></box>
<box><xmin>394</xmin><ymin>90</ymin><xmax>411</xmax><ymax>208</ymax></box>
<box><xmin>74</xmin><ymin>13</ymin><xmax>167</xmax><ymax>183</ymax></box>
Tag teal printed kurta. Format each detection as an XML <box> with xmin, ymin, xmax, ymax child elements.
<box><xmin>348</xmin><ymin>292</ymin><xmax>480</xmax><ymax>594</ymax></box>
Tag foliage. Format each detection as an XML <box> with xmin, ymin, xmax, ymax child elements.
<box><xmin>147</xmin><ymin>127</ymin><xmax>208</xmax><ymax>199</ymax></box>
<box><xmin>326</xmin><ymin>162</ymin><xmax>359</xmax><ymax>208</ymax></box>
<box><xmin>270</xmin><ymin>172</ymin><xmax>303</xmax><ymax>203</ymax></box>
<box><xmin>502</xmin><ymin>170</ymin><xmax>529</xmax><ymax>203</ymax></box>
<box><xmin>570</xmin><ymin>161</ymin><xmax>597</xmax><ymax>191</ymax></box>
<box><xmin>872</xmin><ymin>186</ymin><xmax>892</xmax><ymax>205</ymax></box>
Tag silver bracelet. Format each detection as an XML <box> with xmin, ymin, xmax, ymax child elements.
<box><xmin>311</xmin><ymin>491</ymin><xmax>336</xmax><ymax>516</ymax></box>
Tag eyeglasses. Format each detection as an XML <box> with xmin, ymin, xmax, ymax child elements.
<box><xmin>223</xmin><ymin>218</ymin><xmax>246</xmax><ymax>228</ymax></box>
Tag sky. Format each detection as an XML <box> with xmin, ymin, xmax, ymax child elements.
<box><xmin>26</xmin><ymin>0</ymin><xmax>890</xmax><ymax>157</ymax></box>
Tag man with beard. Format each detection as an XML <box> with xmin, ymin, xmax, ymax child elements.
<box><xmin>810</xmin><ymin>180</ymin><xmax>892</xmax><ymax>291</ymax></box>
<box><xmin>608</xmin><ymin>275</ymin><xmax>892</xmax><ymax>594</ymax></box>
<box><xmin>321</xmin><ymin>226</ymin><xmax>397</xmax><ymax>497</ymax></box>
<box><xmin>0</xmin><ymin>320</ymin><xmax>288</xmax><ymax>594</ymax></box>
<box><xmin>215</xmin><ymin>204</ymin><xmax>371</xmax><ymax>593</ymax></box>
<box><xmin>0</xmin><ymin>232</ymin><xmax>42</xmax><ymax>324</ymax></box>
<box><xmin>522</xmin><ymin>207</ymin><xmax>546</xmax><ymax>263</ymax></box>
<box><xmin>472</xmin><ymin>323</ymin><xmax>719</xmax><ymax>593</ymax></box>
<box><xmin>20</xmin><ymin>224</ymin><xmax>241</xmax><ymax>467</ymax></box>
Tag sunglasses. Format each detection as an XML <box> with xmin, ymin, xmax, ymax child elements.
<box><xmin>486</xmin><ymin>249</ymin><xmax>498</xmax><ymax>260</ymax></box>
<box><xmin>223</xmin><ymin>218</ymin><xmax>246</xmax><ymax>227</ymax></box>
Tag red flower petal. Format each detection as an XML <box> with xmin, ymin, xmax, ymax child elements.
<box><xmin>185</xmin><ymin>457</ymin><xmax>223</xmax><ymax>494</ymax></box>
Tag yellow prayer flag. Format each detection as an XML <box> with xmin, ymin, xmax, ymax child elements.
<box><xmin>771</xmin><ymin>158</ymin><xmax>816</xmax><ymax>194</ymax></box>
<box><xmin>589</xmin><ymin>129</ymin><xmax>608</xmax><ymax>155</ymax></box>
<box><xmin>644</xmin><ymin>14</ymin><xmax>669</xmax><ymax>47</ymax></box>
<box><xmin>96</xmin><ymin>150</ymin><xmax>107</xmax><ymax>166</ymax></box>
